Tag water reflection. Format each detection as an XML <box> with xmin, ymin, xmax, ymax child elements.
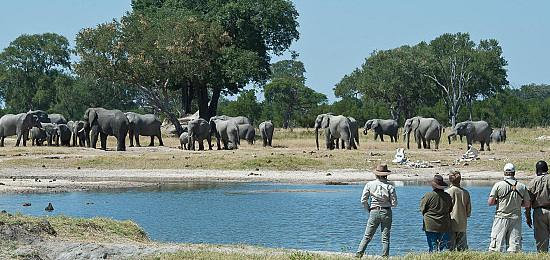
<box><xmin>0</xmin><ymin>181</ymin><xmax>536</xmax><ymax>256</ymax></box>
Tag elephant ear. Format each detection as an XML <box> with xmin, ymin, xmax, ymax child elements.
<box><xmin>88</xmin><ymin>109</ymin><xmax>98</xmax><ymax>124</ymax></box>
<box><xmin>371</xmin><ymin>120</ymin><xmax>379</xmax><ymax>130</ymax></box>
<box><xmin>126</xmin><ymin>113</ymin><xmax>136</xmax><ymax>124</ymax></box>
<box><xmin>411</xmin><ymin>118</ymin><xmax>420</xmax><ymax>131</ymax></box>
<box><xmin>321</xmin><ymin>115</ymin><xmax>330</xmax><ymax>128</ymax></box>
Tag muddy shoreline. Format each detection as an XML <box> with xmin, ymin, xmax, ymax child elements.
<box><xmin>0</xmin><ymin>166</ymin><xmax>532</xmax><ymax>194</ymax></box>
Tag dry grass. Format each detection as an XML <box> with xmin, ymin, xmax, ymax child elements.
<box><xmin>0</xmin><ymin>127</ymin><xmax>549</xmax><ymax>173</ymax></box>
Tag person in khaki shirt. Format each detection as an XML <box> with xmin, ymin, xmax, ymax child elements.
<box><xmin>525</xmin><ymin>160</ymin><xmax>550</xmax><ymax>252</ymax></box>
<box><xmin>355</xmin><ymin>164</ymin><xmax>397</xmax><ymax>258</ymax></box>
<box><xmin>488</xmin><ymin>163</ymin><xmax>531</xmax><ymax>253</ymax></box>
<box><xmin>445</xmin><ymin>171</ymin><xmax>471</xmax><ymax>251</ymax></box>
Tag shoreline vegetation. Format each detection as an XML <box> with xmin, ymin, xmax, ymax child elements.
<box><xmin>1</xmin><ymin>212</ymin><xmax>549</xmax><ymax>259</ymax></box>
<box><xmin>1</xmin><ymin>127</ymin><xmax>550</xmax><ymax>258</ymax></box>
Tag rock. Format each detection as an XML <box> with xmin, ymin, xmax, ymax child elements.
<box><xmin>45</xmin><ymin>203</ymin><xmax>54</xmax><ymax>212</ymax></box>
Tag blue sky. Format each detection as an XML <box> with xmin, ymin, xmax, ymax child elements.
<box><xmin>1</xmin><ymin>1</ymin><xmax>549</xmax><ymax>102</ymax></box>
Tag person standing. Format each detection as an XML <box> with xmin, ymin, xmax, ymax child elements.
<box><xmin>488</xmin><ymin>163</ymin><xmax>531</xmax><ymax>253</ymax></box>
<box><xmin>525</xmin><ymin>160</ymin><xmax>550</xmax><ymax>252</ymax></box>
<box><xmin>420</xmin><ymin>174</ymin><xmax>453</xmax><ymax>252</ymax></box>
<box><xmin>445</xmin><ymin>171</ymin><xmax>471</xmax><ymax>251</ymax></box>
<box><xmin>355</xmin><ymin>164</ymin><xmax>398</xmax><ymax>258</ymax></box>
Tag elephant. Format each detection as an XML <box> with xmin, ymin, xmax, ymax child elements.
<box><xmin>30</xmin><ymin>127</ymin><xmax>47</xmax><ymax>146</ymax></box>
<box><xmin>334</xmin><ymin>117</ymin><xmax>359</xmax><ymax>149</ymax></box>
<box><xmin>237</xmin><ymin>123</ymin><xmax>255</xmax><ymax>145</ymax></box>
<box><xmin>314</xmin><ymin>113</ymin><xmax>355</xmax><ymax>150</ymax></box>
<box><xmin>363</xmin><ymin>119</ymin><xmax>399</xmax><ymax>142</ymax></box>
<box><xmin>179</xmin><ymin>132</ymin><xmax>189</xmax><ymax>150</ymax></box>
<box><xmin>210</xmin><ymin>115</ymin><xmax>251</xmax><ymax>125</ymax></box>
<box><xmin>490</xmin><ymin>125</ymin><xmax>506</xmax><ymax>143</ymax></box>
<box><xmin>403</xmin><ymin>116</ymin><xmax>441</xmax><ymax>149</ymax></box>
<box><xmin>259</xmin><ymin>120</ymin><xmax>274</xmax><ymax>147</ymax></box>
<box><xmin>187</xmin><ymin>118</ymin><xmax>212</xmax><ymax>151</ymax></box>
<box><xmin>210</xmin><ymin>118</ymin><xmax>239</xmax><ymax>150</ymax></box>
<box><xmin>448</xmin><ymin>120</ymin><xmax>492</xmax><ymax>151</ymax></box>
<box><xmin>68</xmin><ymin>121</ymin><xmax>86</xmax><ymax>147</ymax></box>
<box><xmin>0</xmin><ymin>112</ymin><xmax>38</xmax><ymax>147</ymax></box>
<box><xmin>57</xmin><ymin>123</ymin><xmax>72</xmax><ymax>146</ymax></box>
<box><xmin>42</xmin><ymin>123</ymin><xmax>60</xmax><ymax>146</ymax></box>
<box><xmin>27</xmin><ymin>110</ymin><xmax>68</xmax><ymax>124</ymax></box>
<box><xmin>84</xmin><ymin>108</ymin><xmax>129</xmax><ymax>151</ymax></box>
<box><xmin>125</xmin><ymin>112</ymin><xmax>164</xmax><ymax>147</ymax></box>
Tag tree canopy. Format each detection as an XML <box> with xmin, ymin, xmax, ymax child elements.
<box><xmin>0</xmin><ymin>33</ymin><xmax>71</xmax><ymax>112</ymax></box>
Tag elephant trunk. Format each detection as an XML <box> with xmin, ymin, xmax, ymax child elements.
<box><xmin>363</xmin><ymin>128</ymin><xmax>368</xmax><ymax>135</ymax></box>
<box><xmin>448</xmin><ymin>132</ymin><xmax>457</xmax><ymax>144</ymax></box>
<box><xmin>315</xmin><ymin>127</ymin><xmax>319</xmax><ymax>150</ymax></box>
<box><xmin>406</xmin><ymin>131</ymin><xmax>410</xmax><ymax>149</ymax></box>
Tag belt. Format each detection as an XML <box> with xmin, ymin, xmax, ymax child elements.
<box><xmin>370</xmin><ymin>206</ymin><xmax>390</xmax><ymax>211</ymax></box>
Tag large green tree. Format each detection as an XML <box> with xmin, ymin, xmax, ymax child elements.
<box><xmin>0</xmin><ymin>33</ymin><xmax>71</xmax><ymax>112</ymax></box>
<box><xmin>131</xmin><ymin>0</ymin><xmax>300</xmax><ymax>118</ymax></box>
<box><xmin>74</xmin><ymin>12</ymin><xmax>229</xmax><ymax>134</ymax></box>
<box><xmin>423</xmin><ymin>32</ymin><xmax>508</xmax><ymax>126</ymax></box>
<box><xmin>263</xmin><ymin>60</ymin><xmax>327</xmax><ymax>128</ymax></box>
<box><xmin>335</xmin><ymin>44</ymin><xmax>435</xmax><ymax>123</ymax></box>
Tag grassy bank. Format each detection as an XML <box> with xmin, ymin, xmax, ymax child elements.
<box><xmin>1</xmin><ymin>212</ymin><xmax>549</xmax><ymax>259</ymax></box>
<box><xmin>0</xmin><ymin>127</ymin><xmax>549</xmax><ymax>173</ymax></box>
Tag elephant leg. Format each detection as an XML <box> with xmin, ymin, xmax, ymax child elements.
<box><xmin>100</xmin><ymin>133</ymin><xmax>108</xmax><ymax>150</ymax></box>
<box><xmin>198</xmin><ymin>139</ymin><xmax>204</xmax><ymax>151</ymax></box>
<box><xmin>268</xmin><ymin>137</ymin><xmax>272</xmax><ymax>146</ymax></box>
<box><xmin>15</xmin><ymin>131</ymin><xmax>22</xmax><ymax>146</ymax></box>
<box><xmin>380</xmin><ymin>134</ymin><xmax>384</xmax><ymax>142</ymax></box>
<box><xmin>486</xmin><ymin>142</ymin><xmax>491</xmax><ymax>151</ymax></box>
<box><xmin>157</xmin><ymin>135</ymin><xmax>164</xmax><ymax>146</ymax></box>
<box><xmin>0</xmin><ymin>137</ymin><xmax>4</xmax><ymax>147</ymax></box>
<box><xmin>262</xmin><ymin>136</ymin><xmax>267</xmax><ymax>147</ymax></box>
<box><xmin>374</xmin><ymin>133</ymin><xmax>378</xmax><ymax>141</ymax></box>
<box><xmin>480</xmin><ymin>142</ymin><xmax>485</xmax><ymax>151</ymax></box>
<box><xmin>134</xmin><ymin>133</ymin><xmax>141</xmax><ymax>147</ymax></box>
<box><xmin>149</xmin><ymin>136</ymin><xmax>154</xmax><ymax>146</ymax></box>
<box><xmin>117</xmin><ymin>135</ymin><xmax>126</xmax><ymax>151</ymax></box>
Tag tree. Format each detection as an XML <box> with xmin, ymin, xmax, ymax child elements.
<box><xmin>334</xmin><ymin>44</ymin><xmax>435</xmax><ymax>123</ymax></box>
<box><xmin>263</xmin><ymin>60</ymin><xmax>327</xmax><ymax>128</ymax></box>
<box><xmin>0</xmin><ymin>33</ymin><xmax>71</xmax><ymax>112</ymax></box>
<box><xmin>74</xmin><ymin>13</ymin><xmax>229</xmax><ymax>134</ymax></box>
<box><xmin>131</xmin><ymin>0</ymin><xmax>300</xmax><ymax>118</ymax></box>
<box><xmin>423</xmin><ymin>32</ymin><xmax>508</xmax><ymax>127</ymax></box>
<box><xmin>218</xmin><ymin>89</ymin><xmax>262</xmax><ymax>125</ymax></box>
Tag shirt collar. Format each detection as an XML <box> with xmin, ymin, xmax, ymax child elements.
<box><xmin>504</xmin><ymin>176</ymin><xmax>516</xmax><ymax>180</ymax></box>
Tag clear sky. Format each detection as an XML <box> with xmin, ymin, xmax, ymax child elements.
<box><xmin>2</xmin><ymin>1</ymin><xmax>549</xmax><ymax>102</ymax></box>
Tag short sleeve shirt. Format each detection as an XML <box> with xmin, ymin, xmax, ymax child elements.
<box><xmin>528</xmin><ymin>173</ymin><xmax>550</xmax><ymax>209</ymax></box>
<box><xmin>361</xmin><ymin>179</ymin><xmax>398</xmax><ymax>210</ymax></box>
<box><xmin>490</xmin><ymin>177</ymin><xmax>530</xmax><ymax>219</ymax></box>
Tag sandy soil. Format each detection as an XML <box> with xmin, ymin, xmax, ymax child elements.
<box><xmin>0</xmin><ymin>165</ymin><xmax>528</xmax><ymax>194</ymax></box>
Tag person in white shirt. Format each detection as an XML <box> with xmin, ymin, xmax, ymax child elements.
<box><xmin>355</xmin><ymin>164</ymin><xmax>398</xmax><ymax>258</ymax></box>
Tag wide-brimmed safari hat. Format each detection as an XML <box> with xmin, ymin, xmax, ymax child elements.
<box><xmin>428</xmin><ymin>174</ymin><xmax>448</xmax><ymax>189</ymax></box>
<box><xmin>372</xmin><ymin>164</ymin><xmax>392</xmax><ymax>176</ymax></box>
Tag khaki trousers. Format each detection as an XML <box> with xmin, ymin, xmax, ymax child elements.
<box><xmin>533</xmin><ymin>207</ymin><xmax>550</xmax><ymax>252</ymax></box>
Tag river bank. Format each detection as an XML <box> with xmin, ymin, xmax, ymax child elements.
<box><xmin>0</xmin><ymin>166</ymin><xmax>531</xmax><ymax>194</ymax></box>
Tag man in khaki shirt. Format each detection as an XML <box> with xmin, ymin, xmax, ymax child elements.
<box><xmin>356</xmin><ymin>164</ymin><xmax>398</xmax><ymax>258</ymax></box>
<box><xmin>445</xmin><ymin>171</ymin><xmax>471</xmax><ymax>251</ymax></box>
<box><xmin>525</xmin><ymin>160</ymin><xmax>550</xmax><ymax>252</ymax></box>
<box><xmin>488</xmin><ymin>163</ymin><xmax>531</xmax><ymax>253</ymax></box>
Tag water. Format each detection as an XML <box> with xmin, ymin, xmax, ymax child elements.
<box><xmin>0</xmin><ymin>181</ymin><xmax>537</xmax><ymax>256</ymax></box>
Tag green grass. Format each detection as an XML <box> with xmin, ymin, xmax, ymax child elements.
<box><xmin>0</xmin><ymin>212</ymin><xmax>149</xmax><ymax>243</ymax></box>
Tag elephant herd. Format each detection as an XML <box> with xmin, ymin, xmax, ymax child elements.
<box><xmin>0</xmin><ymin>108</ymin><xmax>163</xmax><ymax>151</ymax></box>
<box><xmin>181</xmin><ymin>116</ymin><xmax>274</xmax><ymax>151</ymax></box>
<box><xmin>314</xmin><ymin>113</ymin><xmax>507</xmax><ymax>152</ymax></box>
<box><xmin>0</xmin><ymin>108</ymin><xmax>506</xmax><ymax>153</ymax></box>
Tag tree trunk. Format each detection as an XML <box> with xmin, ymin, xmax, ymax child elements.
<box><xmin>180</xmin><ymin>82</ymin><xmax>188</xmax><ymax>117</ymax></box>
<box><xmin>208</xmin><ymin>88</ymin><xmax>221</xmax><ymax>119</ymax></box>
<box><xmin>195</xmin><ymin>82</ymin><xmax>210</xmax><ymax>120</ymax></box>
<box><xmin>467</xmin><ymin>96</ymin><xmax>473</xmax><ymax>121</ymax></box>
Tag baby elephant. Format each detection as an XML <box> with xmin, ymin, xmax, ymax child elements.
<box><xmin>179</xmin><ymin>132</ymin><xmax>189</xmax><ymax>150</ymax></box>
<box><xmin>30</xmin><ymin>127</ymin><xmax>47</xmax><ymax>146</ymax></box>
